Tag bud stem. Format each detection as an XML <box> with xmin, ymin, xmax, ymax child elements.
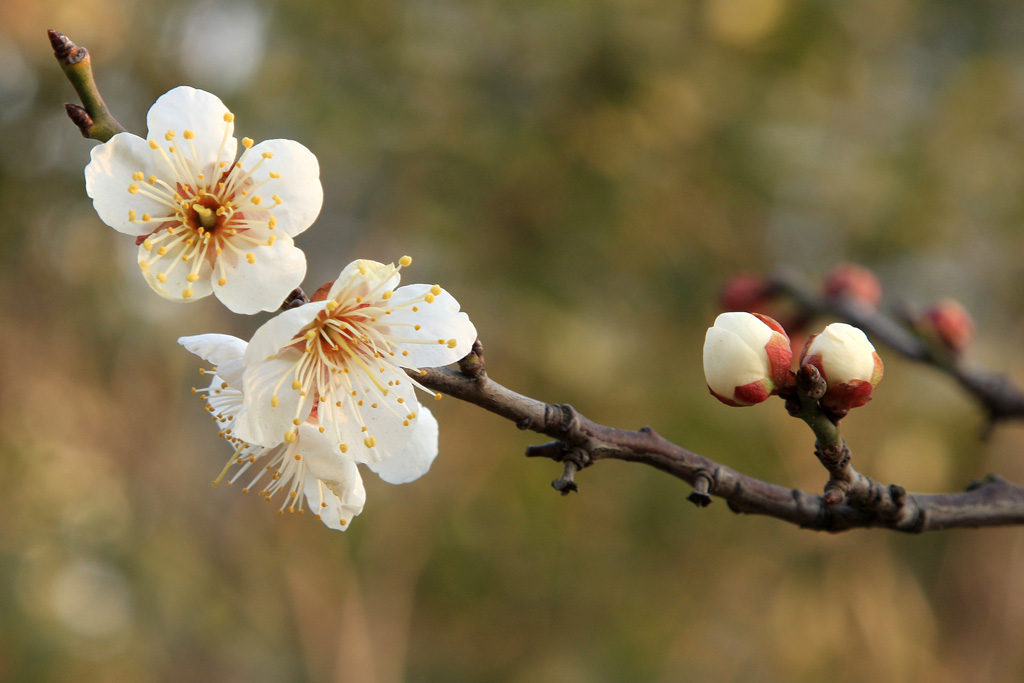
<box><xmin>48</xmin><ymin>29</ymin><xmax>126</xmax><ymax>141</ymax></box>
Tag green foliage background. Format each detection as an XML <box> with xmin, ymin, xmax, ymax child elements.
<box><xmin>3</xmin><ymin>0</ymin><xmax>1024</xmax><ymax>680</ymax></box>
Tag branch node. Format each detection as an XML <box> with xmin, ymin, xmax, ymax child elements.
<box><xmin>688</xmin><ymin>470</ymin><xmax>714</xmax><ymax>508</ymax></box>
<box><xmin>279</xmin><ymin>287</ymin><xmax>308</xmax><ymax>311</ymax></box>
<box><xmin>64</xmin><ymin>103</ymin><xmax>93</xmax><ymax>138</ymax></box>
<box><xmin>555</xmin><ymin>403</ymin><xmax>580</xmax><ymax>435</ymax></box>
<box><xmin>458</xmin><ymin>339</ymin><xmax>486</xmax><ymax>379</ymax></box>
<box><xmin>815</xmin><ymin>441</ymin><xmax>851</xmax><ymax>472</ymax></box>
<box><xmin>797</xmin><ymin>364</ymin><xmax>828</xmax><ymax>400</ymax></box>
<box><xmin>822</xmin><ymin>483</ymin><xmax>846</xmax><ymax>506</ymax></box>
<box><xmin>889</xmin><ymin>484</ymin><xmax>907</xmax><ymax>507</ymax></box>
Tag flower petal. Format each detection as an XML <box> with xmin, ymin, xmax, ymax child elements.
<box><xmin>205</xmin><ymin>375</ymin><xmax>244</xmax><ymax>425</ymax></box>
<box><xmin>317</xmin><ymin>365</ymin><xmax>420</xmax><ymax>465</ymax></box>
<box><xmin>386</xmin><ymin>284</ymin><xmax>477</xmax><ymax>367</ymax></box>
<box><xmin>248</xmin><ymin>139</ymin><xmax>323</xmax><ymax>237</ymax></box>
<box><xmin>703</xmin><ymin>326</ymin><xmax>771</xmax><ymax>396</ymax></box>
<box><xmin>712</xmin><ymin>311</ymin><xmax>774</xmax><ymax>346</ymax></box>
<box><xmin>178</xmin><ymin>334</ymin><xmax>247</xmax><ymax>387</ymax></box>
<box><xmin>85</xmin><ymin>133</ymin><xmax>167</xmax><ymax>236</ymax></box>
<box><xmin>366</xmin><ymin>405</ymin><xmax>439</xmax><ymax>484</ymax></box>
<box><xmin>212</xmin><ymin>234</ymin><xmax>307</xmax><ymax>314</ymax></box>
<box><xmin>298</xmin><ymin>424</ymin><xmax>366</xmax><ymax>531</ymax></box>
<box><xmin>146</xmin><ymin>86</ymin><xmax>237</xmax><ymax>170</ymax></box>
<box><xmin>244</xmin><ymin>302</ymin><xmax>328</xmax><ymax>363</ymax></box>
<box><xmin>236</xmin><ymin>352</ymin><xmax>316</xmax><ymax>446</ymax></box>
<box><xmin>327</xmin><ymin>259</ymin><xmax>400</xmax><ymax>300</ymax></box>
<box><xmin>138</xmin><ymin>241</ymin><xmax>215</xmax><ymax>303</ymax></box>
<box><xmin>806</xmin><ymin>323</ymin><xmax>877</xmax><ymax>385</ymax></box>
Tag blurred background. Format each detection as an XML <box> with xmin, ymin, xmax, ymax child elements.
<box><xmin>3</xmin><ymin>0</ymin><xmax>1024</xmax><ymax>680</ymax></box>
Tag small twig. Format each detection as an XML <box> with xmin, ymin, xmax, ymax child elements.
<box><xmin>49</xmin><ymin>29</ymin><xmax>125</xmax><ymax>141</ymax></box>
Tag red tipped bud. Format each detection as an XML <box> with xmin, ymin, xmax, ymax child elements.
<box><xmin>800</xmin><ymin>323</ymin><xmax>883</xmax><ymax>413</ymax></box>
<box><xmin>823</xmin><ymin>263</ymin><xmax>882</xmax><ymax>310</ymax></box>
<box><xmin>921</xmin><ymin>299</ymin><xmax>974</xmax><ymax>354</ymax></box>
<box><xmin>719</xmin><ymin>273</ymin><xmax>774</xmax><ymax>314</ymax></box>
<box><xmin>703</xmin><ymin>312</ymin><xmax>793</xmax><ymax>407</ymax></box>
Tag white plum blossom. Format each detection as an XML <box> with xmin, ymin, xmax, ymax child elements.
<box><xmin>85</xmin><ymin>86</ymin><xmax>323</xmax><ymax>314</ymax></box>
<box><xmin>703</xmin><ymin>312</ymin><xmax>792</xmax><ymax>407</ymax></box>
<box><xmin>234</xmin><ymin>257</ymin><xmax>477</xmax><ymax>467</ymax></box>
<box><xmin>800</xmin><ymin>322</ymin><xmax>884</xmax><ymax>413</ymax></box>
<box><xmin>180</xmin><ymin>333</ymin><xmax>443</xmax><ymax>531</ymax></box>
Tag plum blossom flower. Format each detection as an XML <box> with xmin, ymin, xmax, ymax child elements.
<box><xmin>180</xmin><ymin>333</ymin><xmax>442</xmax><ymax>530</ymax></box>
<box><xmin>800</xmin><ymin>322</ymin><xmax>884</xmax><ymax>413</ymax></box>
<box><xmin>703</xmin><ymin>312</ymin><xmax>792</xmax><ymax>406</ymax></box>
<box><xmin>85</xmin><ymin>86</ymin><xmax>323</xmax><ymax>314</ymax></box>
<box><xmin>234</xmin><ymin>257</ymin><xmax>476</xmax><ymax>467</ymax></box>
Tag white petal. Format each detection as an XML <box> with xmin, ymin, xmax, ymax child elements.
<box><xmin>146</xmin><ymin>86</ymin><xmax>237</xmax><ymax>170</ymax></box>
<box><xmin>178</xmin><ymin>334</ymin><xmax>247</xmax><ymax>387</ymax></box>
<box><xmin>327</xmin><ymin>260</ymin><xmax>399</xmax><ymax>300</ymax></box>
<box><xmin>298</xmin><ymin>425</ymin><xmax>366</xmax><ymax>531</ymax></box>
<box><xmin>205</xmin><ymin>375</ymin><xmax>244</xmax><ymax>426</ymax></box>
<box><xmin>178</xmin><ymin>333</ymin><xmax>246</xmax><ymax>365</ymax></box>
<box><xmin>85</xmin><ymin>133</ymin><xmax>167</xmax><ymax>236</ymax></box>
<box><xmin>243</xmin><ymin>302</ymin><xmax>328</xmax><ymax>364</ymax></box>
<box><xmin>212</xmin><ymin>235</ymin><xmax>307</xmax><ymax>314</ymax></box>
<box><xmin>137</xmin><ymin>242</ymin><xmax>215</xmax><ymax>303</ymax></box>
<box><xmin>809</xmin><ymin>323</ymin><xmax>876</xmax><ymax>385</ymax></box>
<box><xmin>712</xmin><ymin>312</ymin><xmax>773</xmax><ymax>347</ymax></box>
<box><xmin>236</xmin><ymin>352</ymin><xmax>315</xmax><ymax>447</ymax></box>
<box><xmin>248</xmin><ymin>139</ymin><xmax>323</xmax><ymax>237</ymax></box>
<box><xmin>367</xmin><ymin>405</ymin><xmax>439</xmax><ymax>484</ymax></box>
<box><xmin>703</xmin><ymin>326</ymin><xmax>770</xmax><ymax>395</ymax></box>
<box><xmin>317</xmin><ymin>366</ymin><xmax>421</xmax><ymax>465</ymax></box>
<box><xmin>386</xmin><ymin>284</ymin><xmax>477</xmax><ymax>367</ymax></box>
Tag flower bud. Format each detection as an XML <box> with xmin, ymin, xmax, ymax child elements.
<box><xmin>719</xmin><ymin>273</ymin><xmax>773</xmax><ymax>314</ymax></box>
<box><xmin>703</xmin><ymin>312</ymin><xmax>793</xmax><ymax>406</ymax></box>
<box><xmin>800</xmin><ymin>323</ymin><xmax>883</xmax><ymax>412</ymax></box>
<box><xmin>823</xmin><ymin>263</ymin><xmax>882</xmax><ymax>310</ymax></box>
<box><xmin>920</xmin><ymin>299</ymin><xmax>973</xmax><ymax>354</ymax></box>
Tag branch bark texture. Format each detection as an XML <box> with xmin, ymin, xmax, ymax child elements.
<box><xmin>413</xmin><ymin>343</ymin><xmax>1024</xmax><ymax>534</ymax></box>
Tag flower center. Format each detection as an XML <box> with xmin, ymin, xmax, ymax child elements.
<box><xmin>190</xmin><ymin>195</ymin><xmax>222</xmax><ymax>231</ymax></box>
<box><xmin>128</xmin><ymin>119</ymin><xmax>282</xmax><ymax>299</ymax></box>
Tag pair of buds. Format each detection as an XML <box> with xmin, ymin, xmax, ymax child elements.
<box><xmin>703</xmin><ymin>312</ymin><xmax>884</xmax><ymax>413</ymax></box>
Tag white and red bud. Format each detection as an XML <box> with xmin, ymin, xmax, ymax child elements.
<box><xmin>823</xmin><ymin>263</ymin><xmax>882</xmax><ymax>310</ymax></box>
<box><xmin>921</xmin><ymin>299</ymin><xmax>974</xmax><ymax>354</ymax></box>
<box><xmin>703</xmin><ymin>312</ymin><xmax>793</xmax><ymax>407</ymax></box>
<box><xmin>800</xmin><ymin>323</ymin><xmax>883</xmax><ymax>412</ymax></box>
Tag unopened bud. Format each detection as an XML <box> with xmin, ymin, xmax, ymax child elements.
<box><xmin>800</xmin><ymin>323</ymin><xmax>883</xmax><ymax>412</ymax></box>
<box><xmin>823</xmin><ymin>263</ymin><xmax>882</xmax><ymax>310</ymax></box>
<box><xmin>703</xmin><ymin>312</ymin><xmax>793</xmax><ymax>407</ymax></box>
<box><xmin>719</xmin><ymin>273</ymin><xmax>773</xmax><ymax>313</ymax></box>
<box><xmin>921</xmin><ymin>299</ymin><xmax>974</xmax><ymax>354</ymax></box>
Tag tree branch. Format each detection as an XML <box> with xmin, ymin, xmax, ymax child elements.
<box><xmin>413</xmin><ymin>341</ymin><xmax>1024</xmax><ymax>534</ymax></box>
<box><xmin>769</xmin><ymin>268</ymin><xmax>1024</xmax><ymax>423</ymax></box>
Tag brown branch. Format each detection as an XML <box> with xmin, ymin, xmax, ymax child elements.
<box><xmin>769</xmin><ymin>268</ymin><xmax>1024</xmax><ymax>423</ymax></box>
<box><xmin>413</xmin><ymin>341</ymin><xmax>1024</xmax><ymax>534</ymax></box>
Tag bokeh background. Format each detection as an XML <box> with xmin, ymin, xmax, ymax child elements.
<box><xmin>3</xmin><ymin>0</ymin><xmax>1024</xmax><ymax>680</ymax></box>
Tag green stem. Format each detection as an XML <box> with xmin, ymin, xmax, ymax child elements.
<box><xmin>48</xmin><ymin>29</ymin><xmax>125</xmax><ymax>142</ymax></box>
